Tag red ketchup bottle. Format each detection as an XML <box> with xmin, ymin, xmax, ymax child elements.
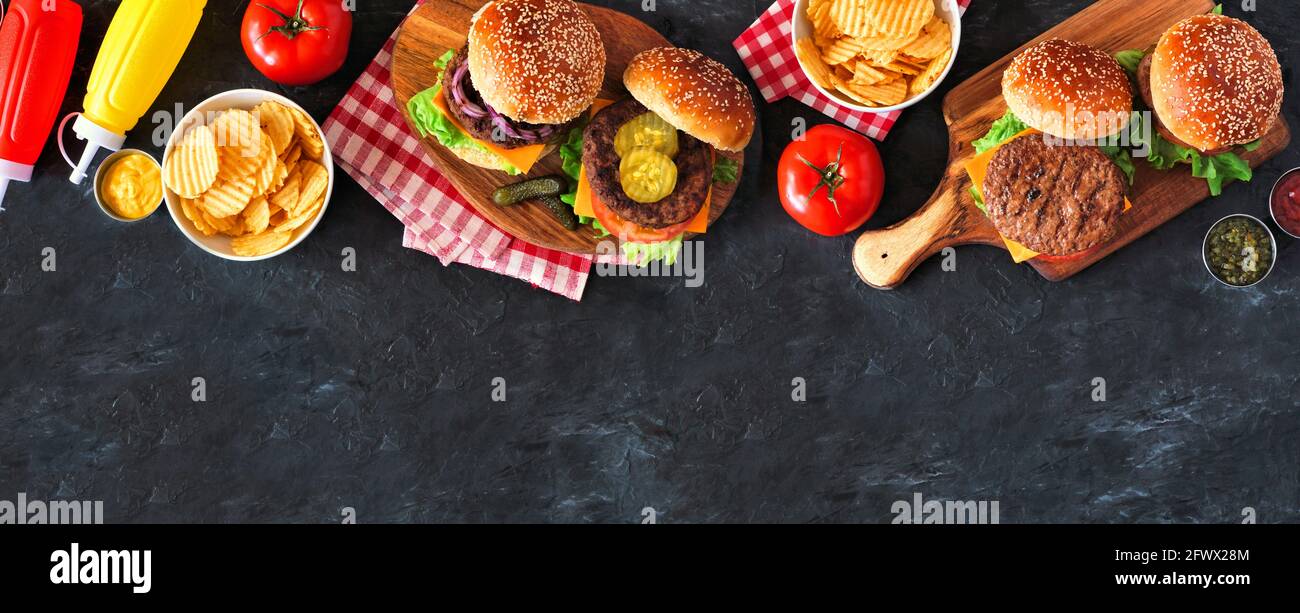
<box><xmin>0</xmin><ymin>0</ymin><xmax>83</xmax><ymax>210</ymax></box>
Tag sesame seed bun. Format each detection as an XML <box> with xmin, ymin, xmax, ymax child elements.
<box><xmin>468</xmin><ymin>0</ymin><xmax>605</xmax><ymax>125</ymax></box>
<box><xmin>1150</xmin><ymin>14</ymin><xmax>1282</xmax><ymax>153</ymax></box>
<box><xmin>1002</xmin><ymin>39</ymin><xmax>1134</xmax><ymax>141</ymax></box>
<box><xmin>623</xmin><ymin>48</ymin><xmax>756</xmax><ymax>152</ymax></box>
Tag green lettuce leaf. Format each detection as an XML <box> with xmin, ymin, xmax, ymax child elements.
<box><xmin>556</xmin><ymin>124</ymin><xmax>605</xmax><ymax>233</ymax></box>
<box><xmin>969</xmin><ymin>187</ymin><xmax>986</xmax><ymax>214</ymax></box>
<box><xmin>559</xmin><ymin>125</ymin><xmax>585</xmax><ymax>201</ymax></box>
<box><xmin>1114</xmin><ymin>49</ymin><xmax>1146</xmax><ymax>76</ymax></box>
<box><xmin>1190</xmin><ymin>151</ymin><xmax>1251</xmax><ymax>197</ymax></box>
<box><xmin>972</xmin><ymin>111</ymin><xmax>1030</xmax><ymax>154</ymax></box>
<box><xmin>713</xmin><ymin>158</ymin><xmax>739</xmax><ymax>184</ymax></box>
<box><xmin>1129</xmin><ymin>112</ymin><xmax>1252</xmax><ymax>196</ymax></box>
<box><xmin>622</xmin><ymin>235</ymin><xmax>685</xmax><ymax>267</ymax></box>
<box><xmin>1213</xmin><ymin>4</ymin><xmax>1223</xmax><ymax>15</ymax></box>
<box><xmin>405</xmin><ymin>50</ymin><xmax>521</xmax><ymax>176</ymax></box>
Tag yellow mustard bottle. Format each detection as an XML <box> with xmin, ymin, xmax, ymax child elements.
<box><xmin>62</xmin><ymin>0</ymin><xmax>207</xmax><ymax>184</ymax></box>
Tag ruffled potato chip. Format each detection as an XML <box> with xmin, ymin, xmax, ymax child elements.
<box><xmin>243</xmin><ymin>196</ymin><xmax>271</xmax><ymax>235</ymax></box>
<box><xmin>269</xmin><ymin>167</ymin><xmax>301</xmax><ymax>214</ymax></box>
<box><xmin>181</xmin><ymin>198</ymin><xmax>217</xmax><ymax>236</ymax></box>
<box><xmin>293</xmin><ymin>161</ymin><xmax>329</xmax><ymax>217</ymax></box>
<box><xmin>231</xmin><ymin>230</ymin><xmax>294</xmax><ymax>257</ymax></box>
<box><xmin>287</xmin><ymin>107</ymin><xmax>325</xmax><ymax>161</ymax></box>
<box><xmin>273</xmin><ymin>190</ymin><xmax>325</xmax><ymax>234</ymax></box>
<box><xmin>803</xmin><ymin>0</ymin><xmax>952</xmax><ymax>108</ymax></box>
<box><xmin>164</xmin><ymin>125</ymin><xmax>219</xmax><ymax>199</ymax></box>
<box><xmin>859</xmin><ymin>0</ymin><xmax>933</xmax><ymax>38</ymax></box>
<box><xmin>202</xmin><ymin>173</ymin><xmax>258</xmax><ymax>219</ymax></box>
<box><xmin>901</xmin><ymin>15</ymin><xmax>951</xmax><ymax>60</ymax></box>
<box><xmin>255</xmin><ymin>101</ymin><xmax>296</xmax><ymax>156</ymax></box>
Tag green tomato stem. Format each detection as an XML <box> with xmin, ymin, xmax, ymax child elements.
<box><xmin>796</xmin><ymin>143</ymin><xmax>846</xmax><ymax>218</ymax></box>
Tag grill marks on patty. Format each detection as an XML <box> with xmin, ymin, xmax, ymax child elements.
<box><xmin>441</xmin><ymin>47</ymin><xmax>577</xmax><ymax>149</ymax></box>
<box><xmin>583</xmin><ymin>98</ymin><xmax>713</xmax><ymax>229</ymax></box>
<box><xmin>983</xmin><ymin>135</ymin><xmax>1126</xmax><ymax>256</ymax></box>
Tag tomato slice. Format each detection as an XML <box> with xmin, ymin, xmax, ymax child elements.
<box><xmin>1034</xmin><ymin>243</ymin><xmax>1103</xmax><ymax>264</ymax></box>
<box><xmin>589</xmin><ymin>193</ymin><xmax>692</xmax><ymax>243</ymax></box>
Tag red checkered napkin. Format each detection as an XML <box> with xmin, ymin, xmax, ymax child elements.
<box><xmin>733</xmin><ymin>0</ymin><xmax>971</xmax><ymax>140</ymax></box>
<box><xmin>322</xmin><ymin>1</ymin><xmax>595</xmax><ymax>301</ymax></box>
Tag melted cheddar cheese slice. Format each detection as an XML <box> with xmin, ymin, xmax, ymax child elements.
<box><xmin>430</xmin><ymin>89</ymin><xmax>548</xmax><ymax>174</ymax></box>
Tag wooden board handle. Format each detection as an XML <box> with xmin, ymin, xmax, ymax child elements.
<box><xmin>852</xmin><ymin>171</ymin><xmax>1000</xmax><ymax>289</ymax></box>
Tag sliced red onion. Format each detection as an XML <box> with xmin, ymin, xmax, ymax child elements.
<box><xmin>450</xmin><ymin>63</ymin><xmax>487</xmax><ymax>119</ymax></box>
<box><xmin>487</xmin><ymin>106</ymin><xmax>519</xmax><ymax>138</ymax></box>
<box><xmin>452</xmin><ymin>61</ymin><xmax>558</xmax><ymax>145</ymax></box>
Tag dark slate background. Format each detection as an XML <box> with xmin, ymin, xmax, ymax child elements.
<box><xmin>2</xmin><ymin>0</ymin><xmax>1297</xmax><ymax>524</ymax></box>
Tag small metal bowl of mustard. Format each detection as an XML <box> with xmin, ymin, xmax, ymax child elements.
<box><xmin>1203</xmin><ymin>214</ymin><xmax>1276</xmax><ymax>288</ymax></box>
<box><xmin>94</xmin><ymin>149</ymin><xmax>164</xmax><ymax>222</ymax></box>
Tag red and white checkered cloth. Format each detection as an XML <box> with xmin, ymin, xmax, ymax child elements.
<box><xmin>734</xmin><ymin>0</ymin><xmax>971</xmax><ymax>140</ymax></box>
<box><xmin>323</xmin><ymin>1</ymin><xmax>595</xmax><ymax>300</ymax></box>
<box><xmin>326</xmin><ymin>1</ymin><xmax>973</xmax><ymax>301</ymax></box>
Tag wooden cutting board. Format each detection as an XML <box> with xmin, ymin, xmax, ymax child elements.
<box><xmin>852</xmin><ymin>0</ymin><xmax>1292</xmax><ymax>289</ymax></box>
<box><xmin>390</xmin><ymin>0</ymin><xmax>744</xmax><ymax>254</ymax></box>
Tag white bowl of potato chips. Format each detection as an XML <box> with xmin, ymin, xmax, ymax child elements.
<box><xmin>793</xmin><ymin>0</ymin><xmax>961</xmax><ymax>113</ymax></box>
<box><xmin>162</xmin><ymin>89</ymin><xmax>332</xmax><ymax>261</ymax></box>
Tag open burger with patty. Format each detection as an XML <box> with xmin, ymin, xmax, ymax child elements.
<box><xmin>566</xmin><ymin>47</ymin><xmax>755</xmax><ymax>265</ymax></box>
<box><xmin>966</xmin><ymin>39</ymin><xmax>1136</xmax><ymax>261</ymax></box>
<box><xmin>1116</xmin><ymin>11</ymin><xmax>1282</xmax><ymax>196</ymax></box>
<box><xmin>406</xmin><ymin>0</ymin><xmax>605</xmax><ymax>176</ymax></box>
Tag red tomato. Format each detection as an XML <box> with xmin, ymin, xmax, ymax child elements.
<box><xmin>242</xmin><ymin>0</ymin><xmax>353</xmax><ymax>86</ymax></box>
<box><xmin>778</xmin><ymin>124</ymin><xmax>884</xmax><ymax>236</ymax></box>
<box><xmin>590</xmin><ymin>194</ymin><xmax>693</xmax><ymax>243</ymax></box>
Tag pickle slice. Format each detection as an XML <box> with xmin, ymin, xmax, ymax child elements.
<box><xmin>615</xmin><ymin>112</ymin><xmax>679</xmax><ymax>159</ymax></box>
<box><xmin>620</xmin><ymin>148</ymin><xmax>678</xmax><ymax>203</ymax></box>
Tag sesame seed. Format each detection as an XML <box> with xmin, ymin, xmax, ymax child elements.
<box><xmin>468</xmin><ymin>0</ymin><xmax>606</xmax><ymax>124</ymax></box>
<box><xmin>1003</xmin><ymin>39</ymin><xmax>1133</xmax><ymax>138</ymax></box>
<box><xmin>1152</xmin><ymin>14</ymin><xmax>1283</xmax><ymax>147</ymax></box>
<box><xmin>629</xmin><ymin>48</ymin><xmax>756</xmax><ymax>143</ymax></box>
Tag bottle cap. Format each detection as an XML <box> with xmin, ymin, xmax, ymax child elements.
<box><xmin>0</xmin><ymin>158</ymin><xmax>35</xmax><ymax>211</ymax></box>
<box><xmin>58</xmin><ymin>113</ymin><xmax>126</xmax><ymax>185</ymax></box>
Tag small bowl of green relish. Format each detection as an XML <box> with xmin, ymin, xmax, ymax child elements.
<box><xmin>1203</xmin><ymin>214</ymin><xmax>1276</xmax><ymax>288</ymax></box>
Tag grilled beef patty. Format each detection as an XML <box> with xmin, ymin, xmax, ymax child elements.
<box><xmin>582</xmin><ymin>98</ymin><xmax>713</xmax><ymax>229</ymax></box>
<box><xmin>983</xmin><ymin>135</ymin><xmax>1126</xmax><ymax>256</ymax></box>
<box><xmin>440</xmin><ymin>47</ymin><xmax>577</xmax><ymax>150</ymax></box>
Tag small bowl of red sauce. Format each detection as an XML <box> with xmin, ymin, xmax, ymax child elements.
<box><xmin>1270</xmin><ymin>167</ymin><xmax>1300</xmax><ymax>238</ymax></box>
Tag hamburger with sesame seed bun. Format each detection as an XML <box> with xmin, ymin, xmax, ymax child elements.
<box><xmin>567</xmin><ymin>47</ymin><xmax>755</xmax><ymax>265</ymax></box>
<box><xmin>965</xmin><ymin>39</ymin><xmax>1135</xmax><ymax>259</ymax></box>
<box><xmin>467</xmin><ymin>0</ymin><xmax>605</xmax><ymax>127</ymax></box>
<box><xmin>1137</xmin><ymin>14</ymin><xmax>1283</xmax><ymax>155</ymax></box>
<box><xmin>407</xmin><ymin>0</ymin><xmax>606</xmax><ymax>175</ymax></box>
<box><xmin>1002</xmin><ymin>39</ymin><xmax>1134</xmax><ymax>142</ymax></box>
<box><xmin>623</xmin><ymin>48</ymin><xmax>757</xmax><ymax>153</ymax></box>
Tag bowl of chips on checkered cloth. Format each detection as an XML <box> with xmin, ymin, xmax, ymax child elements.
<box><xmin>792</xmin><ymin>0</ymin><xmax>962</xmax><ymax>113</ymax></box>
